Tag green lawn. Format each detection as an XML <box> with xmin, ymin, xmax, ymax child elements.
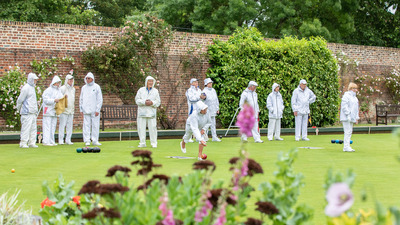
<box><xmin>1</xmin><ymin>133</ymin><xmax>399</xmax><ymax>224</ymax></box>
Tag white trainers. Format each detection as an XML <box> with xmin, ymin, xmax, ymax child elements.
<box><xmin>29</xmin><ymin>144</ymin><xmax>38</xmax><ymax>148</ymax></box>
<box><xmin>93</xmin><ymin>142</ymin><xmax>102</xmax><ymax>146</ymax></box>
<box><xmin>85</xmin><ymin>142</ymin><xmax>90</xmax><ymax>146</ymax></box>
<box><xmin>343</xmin><ymin>148</ymin><xmax>355</xmax><ymax>152</ymax></box>
<box><xmin>302</xmin><ymin>138</ymin><xmax>310</xmax><ymax>141</ymax></box>
<box><xmin>268</xmin><ymin>138</ymin><xmax>273</xmax><ymax>141</ymax></box>
<box><xmin>20</xmin><ymin>144</ymin><xmax>29</xmax><ymax>148</ymax></box>
<box><xmin>275</xmin><ymin>137</ymin><xmax>284</xmax><ymax>141</ymax></box>
<box><xmin>295</xmin><ymin>138</ymin><xmax>300</xmax><ymax>141</ymax></box>
<box><xmin>212</xmin><ymin>137</ymin><xmax>221</xmax><ymax>142</ymax></box>
<box><xmin>138</xmin><ymin>143</ymin><xmax>146</xmax><ymax>148</ymax></box>
<box><xmin>65</xmin><ymin>142</ymin><xmax>74</xmax><ymax>145</ymax></box>
<box><xmin>255</xmin><ymin>140</ymin><xmax>264</xmax><ymax>143</ymax></box>
<box><xmin>43</xmin><ymin>143</ymin><xmax>54</xmax><ymax>146</ymax></box>
<box><xmin>197</xmin><ymin>157</ymin><xmax>204</xmax><ymax>161</ymax></box>
<box><xmin>151</xmin><ymin>144</ymin><xmax>157</xmax><ymax>148</ymax></box>
<box><xmin>59</xmin><ymin>142</ymin><xmax>64</xmax><ymax>145</ymax></box>
<box><xmin>180</xmin><ymin>141</ymin><xmax>186</xmax><ymax>153</ymax></box>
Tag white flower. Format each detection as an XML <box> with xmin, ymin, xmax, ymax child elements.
<box><xmin>325</xmin><ymin>182</ymin><xmax>354</xmax><ymax>217</ymax></box>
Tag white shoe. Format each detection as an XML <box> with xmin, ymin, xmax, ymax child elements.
<box><xmin>138</xmin><ymin>143</ymin><xmax>146</xmax><ymax>148</ymax></box>
<box><xmin>59</xmin><ymin>142</ymin><xmax>64</xmax><ymax>145</ymax></box>
<box><xmin>93</xmin><ymin>142</ymin><xmax>102</xmax><ymax>146</ymax></box>
<box><xmin>268</xmin><ymin>138</ymin><xmax>273</xmax><ymax>141</ymax></box>
<box><xmin>302</xmin><ymin>138</ymin><xmax>310</xmax><ymax>141</ymax></box>
<box><xmin>295</xmin><ymin>138</ymin><xmax>300</xmax><ymax>141</ymax></box>
<box><xmin>343</xmin><ymin>148</ymin><xmax>355</xmax><ymax>152</ymax></box>
<box><xmin>188</xmin><ymin>139</ymin><xmax>194</xmax><ymax>143</ymax></box>
<box><xmin>28</xmin><ymin>144</ymin><xmax>38</xmax><ymax>148</ymax></box>
<box><xmin>275</xmin><ymin>137</ymin><xmax>284</xmax><ymax>141</ymax></box>
<box><xmin>212</xmin><ymin>137</ymin><xmax>221</xmax><ymax>142</ymax></box>
<box><xmin>255</xmin><ymin>140</ymin><xmax>264</xmax><ymax>143</ymax></box>
<box><xmin>51</xmin><ymin>143</ymin><xmax>58</xmax><ymax>146</ymax></box>
<box><xmin>42</xmin><ymin>143</ymin><xmax>54</xmax><ymax>146</ymax></box>
<box><xmin>197</xmin><ymin>157</ymin><xmax>204</xmax><ymax>161</ymax></box>
<box><xmin>20</xmin><ymin>144</ymin><xmax>29</xmax><ymax>148</ymax></box>
<box><xmin>180</xmin><ymin>141</ymin><xmax>186</xmax><ymax>153</ymax></box>
<box><xmin>151</xmin><ymin>144</ymin><xmax>157</xmax><ymax>148</ymax></box>
<box><xmin>85</xmin><ymin>142</ymin><xmax>90</xmax><ymax>146</ymax></box>
<box><xmin>65</xmin><ymin>142</ymin><xmax>74</xmax><ymax>145</ymax></box>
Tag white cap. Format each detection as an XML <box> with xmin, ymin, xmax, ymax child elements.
<box><xmin>299</xmin><ymin>79</ymin><xmax>307</xmax><ymax>85</ymax></box>
<box><xmin>248</xmin><ymin>81</ymin><xmax>258</xmax><ymax>87</ymax></box>
<box><xmin>196</xmin><ymin>101</ymin><xmax>208</xmax><ymax>111</ymax></box>
<box><xmin>204</xmin><ymin>78</ymin><xmax>213</xmax><ymax>86</ymax></box>
<box><xmin>190</xmin><ymin>78</ymin><xmax>198</xmax><ymax>84</ymax></box>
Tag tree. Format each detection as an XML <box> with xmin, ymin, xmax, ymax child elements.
<box><xmin>345</xmin><ymin>1</ymin><xmax>399</xmax><ymax>48</ymax></box>
<box><xmin>0</xmin><ymin>0</ymin><xmax>98</xmax><ymax>25</ymax></box>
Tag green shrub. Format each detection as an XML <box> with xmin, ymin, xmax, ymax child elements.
<box><xmin>207</xmin><ymin>28</ymin><xmax>340</xmax><ymax>128</ymax></box>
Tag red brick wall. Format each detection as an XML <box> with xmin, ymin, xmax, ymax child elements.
<box><xmin>0</xmin><ymin>21</ymin><xmax>399</xmax><ymax>129</ymax></box>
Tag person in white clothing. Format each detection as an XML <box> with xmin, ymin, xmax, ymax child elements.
<box><xmin>135</xmin><ymin>76</ymin><xmax>161</xmax><ymax>148</ymax></box>
<box><xmin>186</xmin><ymin>78</ymin><xmax>206</xmax><ymax>115</ymax></box>
<box><xmin>79</xmin><ymin>72</ymin><xmax>103</xmax><ymax>146</ymax></box>
<box><xmin>266</xmin><ymin>83</ymin><xmax>284</xmax><ymax>141</ymax></box>
<box><xmin>59</xmin><ymin>74</ymin><xmax>75</xmax><ymax>145</ymax></box>
<box><xmin>291</xmin><ymin>79</ymin><xmax>316</xmax><ymax>141</ymax></box>
<box><xmin>180</xmin><ymin>101</ymin><xmax>211</xmax><ymax>160</ymax></box>
<box><xmin>340</xmin><ymin>82</ymin><xmax>359</xmax><ymax>152</ymax></box>
<box><xmin>203</xmin><ymin>78</ymin><xmax>221</xmax><ymax>142</ymax></box>
<box><xmin>16</xmin><ymin>73</ymin><xmax>39</xmax><ymax>148</ymax></box>
<box><xmin>239</xmin><ymin>81</ymin><xmax>263</xmax><ymax>143</ymax></box>
<box><xmin>42</xmin><ymin>75</ymin><xmax>63</xmax><ymax>146</ymax></box>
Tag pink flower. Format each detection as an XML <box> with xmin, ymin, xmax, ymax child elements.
<box><xmin>162</xmin><ymin>210</ymin><xmax>175</xmax><ymax>225</ymax></box>
<box><xmin>241</xmin><ymin>158</ymin><xmax>249</xmax><ymax>176</ymax></box>
<box><xmin>325</xmin><ymin>182</ymin><xmax>354</xmax><ymax>217</ymax></box>
<box><xmin>236</xmin><ymin>103</ymin><xmax>255</xmax><ymax>137</ymax></box>
<box><xmin>213</xmin><ymin>203</ymin><xmax>227</xmax><ymax>225</ymax></box>
<box><xmin>194</xmin><ymin>200</ymin><xmax>213</xmax><ymax>222</ymax></box>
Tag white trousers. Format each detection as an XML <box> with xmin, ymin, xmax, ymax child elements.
<box><xmin>342</xmin><ymin>121</ymin><xmax>353</xmax><ymax>150</ymax></box>
<box><xmin>183</xmin><ymin>123</ymin><xmax>196</xmax><ymax>143</ymax></box>
<box><xmin>268</xmin><ymin>118</ymin><xmax>281</xmax><ymax>140</ymax></box>
<box><xmin>241</xmin><ymin>117</ymin><xmax>261</xmax><ymax>141</ymax></box>
<box><xmin>59</xmin><ymin>113</ymin><xmax>74</xmax><ymax>144</ymax></box>
<box><xmin>42</xmin><ymin>116</ymin><xmax>57</xmax><ymax>144</ymax></box>
<box><xmin>83</xmin><ymin>114</ymin><xmax>100</xmax><ymax>143</ymax></box>
<box><xmin>20</xmin><ymin>113</ymin><xmax>37</xmax><ymax>146</ymax></box>
<box><xmin>295</xmin><ymin>113</ymin><xmax>308</xmax><ymax>140</ymax></box>
<box><xmin>137</xmin><ymin>117</ymin><xmax>157</xmax><ymax>146</ymax></box>
<box><xmin>206</xmin><ymin>115</ymin><xmax>218</xmax><ymax>139</ymax></box>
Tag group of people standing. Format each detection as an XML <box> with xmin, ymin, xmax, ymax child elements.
<box><xmin>17</xmin><ymin>72</ymin><xmax>103</xmax><ymax>148</ymax></box>
<box><xmin>16</xmin><ymin>71</ymin><xmax>359</xmax><ymax>154</ymax></box>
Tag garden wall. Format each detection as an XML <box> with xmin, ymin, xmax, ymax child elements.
<box><xmin>0</xmin><ymin>21</ymin><xmax>399</xmax><ymax>129</ymax></box>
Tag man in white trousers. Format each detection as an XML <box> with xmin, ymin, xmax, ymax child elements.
<box><xmin>291</xmin><ymin>79</ymin><xmax>316</xmax><ymax>141</ymax></box>
<box><xmin>266</xmin><ymin>83</ymin><xmax>284</xmax><ymax>141</ymax></box>
<box><xmin>135</xmin><ymin>76</ymin><xmax>161</xmax><ymax>148</ymax></box>
<box><xmin>239</xmin><ymin>81</ymin><xmax>263</xmax><ymax>143</ymax></box>
<box><xmin>42</xmin><ymin>75</ymin><xmax>63</xmax><ymax>146</ymax></box>
<box><xmin>340</xmin><ymin>82</ymin><xmax>359</xmax><ymax>152</ymax></box>
<box><xmin>16</xmin><ymin>73</ymin><xmax>39</xmax><ymax>148</ymax></box>
<box><xmin>59</xmin><ymin>74</ymin><xmax>75</xmax><ymax>145</ymax></box>
<box><xmin>203</xmin><ymin>78</ymin><xmax>221</xmax><ymax>142</ymax></box>
<box><xmin>186</xmin><ymin>78</ymin><xmax>206</xmax><ymax>142</ymax></box>
<box><xmin>180</xmin><ymin>101</ymin><xmax>211</xmax><ymax>160</ymax></box>
<box><xmin>79</xmin><ymin>72</ymin><xmax>103</xmax><ymax>146</ymax></box>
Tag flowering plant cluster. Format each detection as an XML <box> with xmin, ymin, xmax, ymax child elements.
<box><xmin>385</xmin><ymin>68</ymin><xmax>400</xmax><ymax>104</ymax></box>
<box><xmin>81</xmin><ymin>14</ymin><xmax>172</xmax><ymax>104</ymax></box>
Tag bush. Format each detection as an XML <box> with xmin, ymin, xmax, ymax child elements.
<box><xmin>207</xmin><ymin>28</ymin><xmax>340</xmax><ymax>128</ymax></box>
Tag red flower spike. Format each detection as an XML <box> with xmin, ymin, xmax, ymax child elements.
<box><xmin>41</xmin><ymin>197</ymin><xmax>56</xmax><ymax>208</ymax></box>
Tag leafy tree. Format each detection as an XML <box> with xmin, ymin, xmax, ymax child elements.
<box><xmin>0</xmin><ymin>0</ymin><xmax>98</xmax><ymax>25</ymax></box>
<box><xmin>207</xmin><ymin>28</ymin><xmax>340</xmax><ymax>128</ymax></box>
<box><xmin>345</xmin><ymin>1</ymin><xmax>399</xmax><ymax>48</ymax></box>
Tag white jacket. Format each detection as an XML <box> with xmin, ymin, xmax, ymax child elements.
<box><xmin>17</xmin><ymin>73</ymin><xmax>38</xmax><ymax>115</ymax></box>
<box><xmin>42</xmin><ymin>76</ymin><xmax>63</xmax><ymax>117</ymax></box>
<box><xmin>135</xmin><ymin>76</ymin><xmax>161</xmax><ymax>118</ymax></box>
<box><xmin>186</xmin><ymin>85</ymin><xmax>202</xmax><ymax>115</ymax></box>
<box><xmin>266</xmin><ymin>83</ymin><xmax>284</xmax><ymax>119</ymax></box>
<box><xmin>79</xmin><ymin>73</ymin><xmax>103</xmax><ymax>115</ymax></box>
<box><xmin>340</xmin><ymin>91</ymin><xmax>359</xmax><ymax>123</ymax></box>
<box><xmin>239</xmin><ymin>88</ymin><xmax>259</xmax><ymax>118</ymax></box>
<box><xmin>186</xmin><ymin>102</ymin><xmax>211</xmax><ymax>142</ymax></box>
<box><xmin>203</xmin><ymin>87</ymin><xmax>219</xmax><ymax>116</ymax></box>
<box><xmin>60</xmin><ymin>75</ymin><xmax>75</xmax><ymax>115</ymax></box>
<box><xmin>291</xmin><ymin>86</ymin><xmax>316</xmax><ymax>114</ymax></box>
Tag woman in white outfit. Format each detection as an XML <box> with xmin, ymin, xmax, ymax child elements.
<box><xmin>16</xmin><ymin>73</ymin><xmax>39</xmax><ymax>148</ymax></box>
<box><xmin>135</xmin><ymin>76</ymin><xmax>161</xmax><ymax>148</ymax></box>
<box><xmin>291</xmin><ymin>79</ymin><xmax>316</xmax><ymax>141</ymax></box>
<box><xmin>180</xmin><ymin>101</ymin><xmax>211</xmax><ymax>160</ymax></box>
<box><xmin>59</xmin><ymin>75</ymin><xmax>75</xmax><ymax>145</ymax></box>
<box><xmin>239</xmin><ymin>81</ymin><xmax>263</xmax><ymax>143</ymax></box>
<box><xmin>42</xmin><ymin>75</ymin><xmax>63</xmax><ymax>146</ymax></box>
<box><xmin>266</xmin><ymin>83</ymin><xmax>284</xmax><ymax>141</ymax></box>
<box><xmin>203</xmin><ymin>78</ymin><xmax>221</xmax><ymax>142</ymax></box>
<box><xmin>340</xmin><ymin>82</ymin><xmax>359</xmax><ymax>152</ymax></box>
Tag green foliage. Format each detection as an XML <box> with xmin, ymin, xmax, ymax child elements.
<box><xmin>0</xmin><ymin>190</ymin><xmax>33</xmax><ymax>225</ymax></box>
<box><xmin>258</xmin><ymin>149</ymin><xmax>313</xmax><ymax>224</ymax></box>
<box><xmin>81</xmin><ymin>15</ymin><xmax>172</xmax><ymax>104</ymax></box>
<box><xmin>0</xmin><ymin>66</ymin><xmax>27</xmax><ymax>128</ymax></box>
<box><xmin>207</xmin><ymin>28</ymin><xmax>340</xmax><ymax>128</ymax></box>
<box><xmin>39</xmin><ymin>174</ymin><xmax>83</xmax><ymax>225</ymax></box>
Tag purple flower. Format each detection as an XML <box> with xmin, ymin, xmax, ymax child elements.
<box><xmin>325</xmin><ymin>182</ymin><xmax>354</xmax><ymax>217</ymax></box>
<box><xmin>236</xmin><ymin>104</ymin><xmax>255</xmax><ymax>137</ymax></box>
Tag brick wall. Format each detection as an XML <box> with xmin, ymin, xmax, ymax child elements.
<box><xmin>1</xmin><ymin>21</ymin><xmax>399</xmax><ymax>129</ymax></box>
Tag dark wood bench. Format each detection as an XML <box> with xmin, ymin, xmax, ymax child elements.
<box><xmin>376</xmin><ymin>104</ymin><xmax>400</xmax><ymax>125</ymax></box>
<box><xmin>100</xmin><ymin>105</ymin><xmax>137</xmax><ymax>131</ymax></box>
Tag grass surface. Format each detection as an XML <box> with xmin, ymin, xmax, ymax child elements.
<box><xmin>1</xmin><ymin>133</ymin><xmax>400</xmax><ymax>224</ymax></box>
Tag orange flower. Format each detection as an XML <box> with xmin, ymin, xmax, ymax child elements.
<box><xmin>41</xmin><ymin>197</ymin><xmax>56</xmax><ymax>208</ymax></box>
<box><xmin>72</xmin><ymin>196</ymin><xmax>81</xmax><ymax>205</ymax></box>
